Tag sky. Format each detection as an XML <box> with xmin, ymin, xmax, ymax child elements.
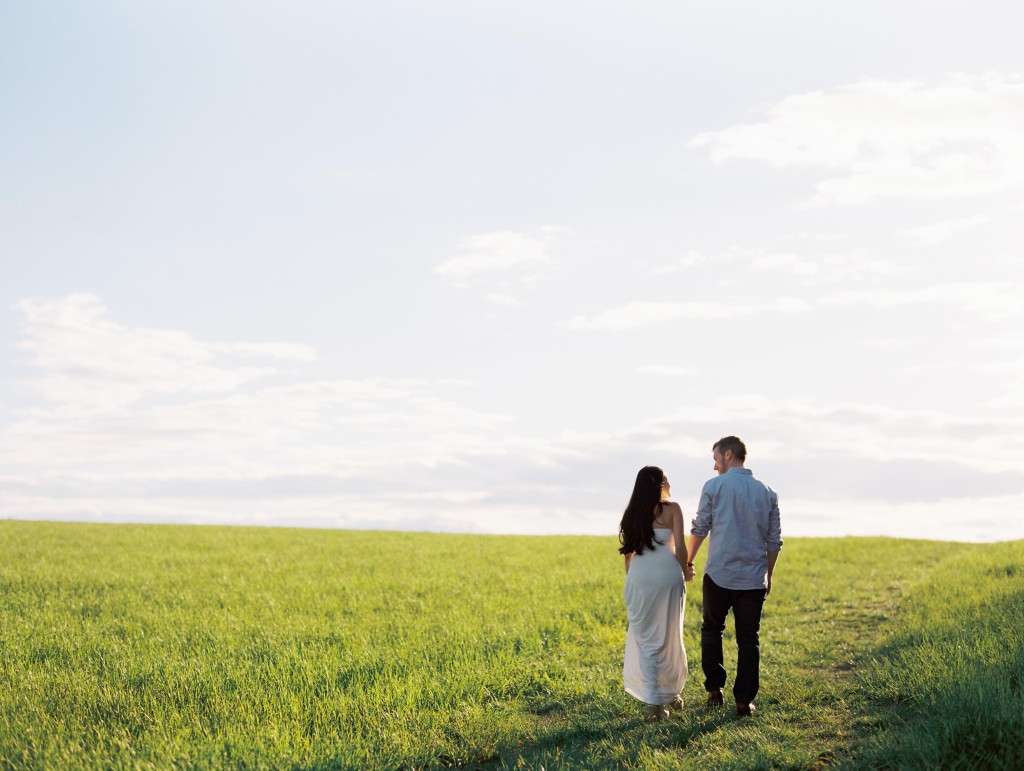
<box><xmin>2</xmin><ymin>1</ymin><xmax>1023</xmax><ymax>542</ymax></box>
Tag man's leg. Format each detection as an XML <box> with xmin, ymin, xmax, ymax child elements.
<box><xmin>701</xmin><ymin>574</ymin><xmax>730</xmax><ymax>697</ymax></box>
<box><xmin>732</xmin><ymin>587</ymin><xmax>767</xmax><ymax>706</ymax></box>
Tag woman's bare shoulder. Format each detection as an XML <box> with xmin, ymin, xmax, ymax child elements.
<box><xmin>653</xmin><ymin>500</ymin><xmax>683</xmax><ymax>527</ymax></box>
<box><xmin>668</xmin><ymin>501</ymin><xmax>685</xmax><ymax>523</ymax></box>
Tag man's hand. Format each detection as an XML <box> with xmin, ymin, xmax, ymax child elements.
<box><xmin>766</xmin><ymin>573</ymin><xmax>773</xmax><ymax>597</ymax></box>
<box><xmin>683</xmin><ymin>563</ymin><xmax>695</xmax><ymax>582</ymax></box>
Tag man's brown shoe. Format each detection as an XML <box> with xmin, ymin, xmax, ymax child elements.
<box><xmin>706</xmin><ymin>689</ymin><xmax>724</xmax><ymax>707</ymax></box>
<box><xmin>736</xmin><ymin>702</ymin><xmax>757</xmax><ymax>716</ymax></box>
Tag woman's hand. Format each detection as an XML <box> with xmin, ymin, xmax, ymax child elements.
<box><xmin>683</xmin><ymin>563</ymin><xmax>695</xmax><ymax>582</ymax></box>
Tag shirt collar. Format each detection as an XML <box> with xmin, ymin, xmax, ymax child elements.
<box><xmin>727</xmin><ymin>467</ymin><xmax>753</xmax><ymax>475</ymax></box>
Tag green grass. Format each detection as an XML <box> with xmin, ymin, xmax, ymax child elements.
<box><xmin>0</xmin><ymin>521</ymin><xmax>1021</xmax><ymax>769</ymax></box>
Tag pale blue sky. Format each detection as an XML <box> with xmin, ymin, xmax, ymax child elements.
<box><xmin>3</xmin><ymin>2</ymin><xmax>1023</xmax><ymax>541</ymax></box>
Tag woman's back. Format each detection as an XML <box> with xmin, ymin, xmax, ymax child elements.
<box><xmin>650</xmin><ymin>501</ymin><xmax>683</xmax><ymax>556</ymax></box>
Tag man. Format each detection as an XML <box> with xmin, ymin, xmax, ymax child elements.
<box><xmin>686</xmin><ymin>436</ymin><xmax>782</xmax><ymax>717</ymax></box>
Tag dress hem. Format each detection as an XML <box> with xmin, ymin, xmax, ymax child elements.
<box><xmin>625</xmin><ymin>686</ymin><xmax>682</xmax><ymax>705</ymax></box>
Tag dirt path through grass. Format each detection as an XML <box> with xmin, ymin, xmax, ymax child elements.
<box><xmin>486</xmin><ymin>537</ymin><xmax>964</xmax><ymax>770</ymax></box>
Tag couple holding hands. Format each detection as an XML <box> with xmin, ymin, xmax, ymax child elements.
<box><xmin>619</xmin><ymin>436</ymin><xmax>783</xmax><ymax>721</ymax></box>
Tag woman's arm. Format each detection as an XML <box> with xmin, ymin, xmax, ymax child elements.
<box><xmin>672</xmin><ymin>504</ymin><xmax>688</xmax><ymax>569</ymax></box>
<box><xmin>624</xmin><ymin>552</ymin><xmax>633</xmax><ymax>574</ymax></box>
<box><xmin>672</xmin><ymin>503</ymin><xmax>694</xmax><ymax>581</ymax></box>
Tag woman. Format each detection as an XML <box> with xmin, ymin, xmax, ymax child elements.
<box><xmin>619</xmin><ymin>465</ymin><xmax>692</xmax><ymax>721</ymax></box>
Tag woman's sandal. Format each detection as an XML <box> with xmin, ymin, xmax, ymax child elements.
<box><xmin>645</xmin><ymin>704</ymin><xmax>670</xmax><ymax>722</ymax></box>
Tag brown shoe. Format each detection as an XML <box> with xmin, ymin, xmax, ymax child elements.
<box><xmin>736</xmin><ymin>702</ymin><xmax>757</xmax><ymax>716</ymax></box>
<box><xmin>706</xmin><ymin>689</ymin><xmax>724</xmax><ymax>707</ymax></box>
<box><xmin>666</xmin><ymin>697</ymin><xmax>684</xmax><ymax>712</ymax></box>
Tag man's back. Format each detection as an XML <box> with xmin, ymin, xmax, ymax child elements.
<box><xmin>691</xmin><ymin>468</ymin><xmax>782</xmax><ymax>590</ymax></box>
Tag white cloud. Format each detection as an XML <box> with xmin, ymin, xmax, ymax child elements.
<box><xmin>783</xmin><ymin>494</ymin><xmax>1024</xmax><ymax>543</ymax></box>
<box><xmin>816</xmin><ymin>254</ymin><xmax>913</xmax><ymax>282</ymax></box>
<box><xmin>690</xmin><ymin>73</ymin><xmax>1024</xmax><ymax>203</ymax></box>
<box><xmin>433</xmin><ymin>228</ymin><xmax>568</xmax><ymax>305</ymax></box>
<box><xmin>483</xmin><ymin>292</ymin><xmax>522</xmax><ymax>307</ymax></box>
<box><xmin>749</xmin><ymin>251</ymin><xmax>819</xmax><ymax>276</ymax></box>
<box><xmin>637</xmin><ymin>365</ymin><xmax>698</xmax><ymax>377</ymax></box>
<box><xmin>650</xmin><ymin>246</ymin><xmax>905</xmax><ymax>285</ymax></box>
<box><xmin>820</xmin><ymin>282</ymin><xmax>1024</xmax><ymax>320</ymax></box>
<box><xmin>652</xmin><ymin>247</ymin><xmax>819</xmax><ymax>276</ymax></box>
<box><xmin>578</xmin><ymin>272</ymin><xmax>1021</xmax><ymax>332</ymax></box>
<box><xmin>900</xmin><ymin>214</ymin><xmax>993</xmax><ymax>246</ymax></box>
<box><xmin>660</xmin><ymin>395</ymin><xmax>1024</xmax><ymax>475</ymax></box>
<box><xmin>975</xmin><ymin>329</ymin><xmax>1024</xmax><ymax>408</ymax></box>
<box><xmin>0</xmin><ymin>378</ymin><xmax>512</xmax><ymax>471</ymax></box>
<box><xmin>0</xmin><ymin>487</ymin><xmax>611</xmax><ymax>536</ymax></box>
<box><xmin>14</xmin><ymin>294</ymin><xmax>315</xmax><ymax>411</ymax></box>
<box><xmin>566</xmin><ymin>297</ymin><xmax>812</xmax><ymax>330</ymax></box>
<box><xmin>4</xmin><ymin>296</ymin><xmax>1022</xmax><ymax>541</ymax></box>
<box><xmin>434</xmin><ymin>230</ymin><xmax>551</xmax><ymax>282</ymax></box>
<box><xmin>651</xmin><ymin>250</ymin><xmax>720</xmax><ymax>274</ymax></box>
<box><xmin>3</xmin><ymin>295</ymin><xmax>512</xmax><ymax>476</ymax></box>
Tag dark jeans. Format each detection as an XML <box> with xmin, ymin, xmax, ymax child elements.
<box><xmin>701</xmin><ymin>574</ymin><xmax>767</xmax><ymax>704</ymax></box>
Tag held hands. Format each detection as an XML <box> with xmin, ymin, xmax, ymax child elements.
<box><xmin>683</xmin><ymin>562</ymin><xmax>695</xmax><ymax>582</ymax></box>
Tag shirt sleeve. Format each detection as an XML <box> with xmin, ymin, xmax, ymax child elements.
<box><xmin>691</xmin><ymin>483</ymin><xmax>714</xmax><ymax>537</ymax></box>
<box><xmin>766</xmin><ymin>488</ymin><xmax>783</xmax><ymax>551</ymax></box>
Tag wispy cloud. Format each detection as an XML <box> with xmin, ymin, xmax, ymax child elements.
<box><xmin>900</xmin><ymin>214</ymin><xmax>993</xmax><ymax>246</ymax></box>
<box><xmin>3</xmin><ymin>296</ymin><xmax>1021</xmax><ymax>541</ymax></box>
<box><xmin>566</xmin><ymin>298</ymin><xmax>812</xmax><ymax>330</ymax></box>
<box><xmin>652</xmin><ymin>248</ymin><xmax>817</xmax><ymax>276</ymax></box>
<box><xmin>14</xmin><ymin>294</ymin><xmax>315</xmax><ymax>411</ymax></box>
<box><xmin>569</xmin><ymin>275</ymin><xmax>1020</xmax><ymax>332</ymax></box>
<box><xmin>820</xmin><ymin>282</ymin><xmax>1023</xmax><ymax>320</ymax></box>
<box><xmin>651</xmin><ymin>247</ymin><xmax>905</xmax><ymax>284</ymax></box>
<box><xmin>434</xmin><ymin>230</ymin><xmax>553</xmax><ymax>280</ymax></box>
<box><xmin>690</xmin><ymin>73</ymin><xmax>1024</xmax><ymax>204</ymax></box>
<box><xmin>657</xmin><ymin>395</ymin><xmax>1024</xmax><ymax>478</ymax></box>
<box><xmin>4</xmin><ymin>295</ymin><xmax>511</xmax><ymax>474</ymax></box>
<box><xmin>637</xmin><ymin>365</ymin><xmax>698</xmax><ymax>377</ymax></box>
<box><xmin>651</xmin><ymin>249</ymin><xmax>723</xmax><ymax>274</ymax></box>
<box><xmin>781</xmin><ymin>494</ymin><xmax>1024</xmax><ymax>542</ymax></box>
<box><xmin>748</xmin><ymin>252</ymin><xmax>819</xmax><ymax>277</ymax></box>
<box><xmin>433</xmin><ymin>228</ymin><xmax>570</xmax><ymax>305</ymax></box>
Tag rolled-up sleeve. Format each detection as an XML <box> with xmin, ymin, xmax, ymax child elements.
<box><xmin>766</xmin><ymin>489</ymin><xmax>783</xmax><ymax>552</ymax></box>
<box><xmin>691</xmin><ymin>484</ymin><xmax>714</xmax><ymax>537</ymax></box>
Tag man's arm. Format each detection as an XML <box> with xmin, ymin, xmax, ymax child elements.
<box><xmin>687</xmin><ymin>534</ymin><xmax>705</xmax><ymax>564</ymax></box>
<box><xmin>766</xmin><ymin>550</ymin><xmax>779</xmax><ymax>596</ymax></box>
<box><xmin>685</xmin><ymin>534</ymin><xmax>705</xmax><ymax>582</ymax></box>
<box><xmin>765</xmin><ymin>489</ymin><xmax>782</xmax><ymax>596</ymax></box>
<box><xmin>687</xmin><ymin>485</ymin><xmax>713</xmax><ymax>580</ymax></box>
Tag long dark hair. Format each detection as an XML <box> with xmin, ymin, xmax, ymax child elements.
<box><xmin>618</xmin><ymin>465</ymin><xmax>665</xmax><ymax>556</ymax></box>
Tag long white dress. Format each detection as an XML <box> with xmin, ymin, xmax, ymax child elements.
<box><xmin>623</xmin><ymin>527</ymin><xmax>688</xmax><ymax>705</ymax></box>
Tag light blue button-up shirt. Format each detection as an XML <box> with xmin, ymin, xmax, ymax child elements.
<box><xmin>691</xmin><ymin>467</ymin><xmax>783</xmax><ymax>590</ymax></box>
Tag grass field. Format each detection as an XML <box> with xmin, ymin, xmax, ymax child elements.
<box><xmin>1</xmin><ymin>521</ymin><xmax>1022</xmax><ymax>769</ymax></box>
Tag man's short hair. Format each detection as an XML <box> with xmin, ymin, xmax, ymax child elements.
<box><xmin>714</xmin><ymin>435</ymin><xmax>747</xmax><ymax>461</ymax></box>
